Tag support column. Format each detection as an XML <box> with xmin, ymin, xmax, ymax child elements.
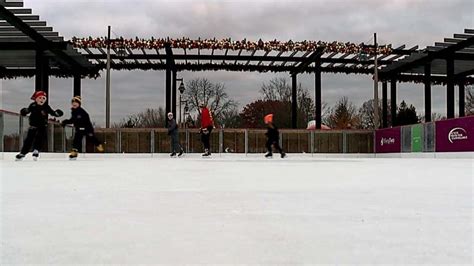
<box><xmin>315</xmin><ymin>66</ymin><xmax>322</xmax><ymax>130</ymax></box>
<box><xmin>35</xmin><ymin>50</ymin><xmax>49</xmax><ymax>94</ymax></box>
<box><xmin>390</xmin><ymin>78</ymin><xmax>397</xmax><ymax>127</ymax></box>
<box><xmin>459</xmin><ymin>82</ymin><xmax>465</xmax><ymax>117</ymax></box>
<box><xmin>446</xmin><ymin>58</ymin><xmax>455</xmax><ymax>119</ymax></box>
<box><xmin>382</xmin><ymin>81</ymin><xmax>388</xmax><ymax>128</ymax></box>
<box><xmin>424</xmin><ymin>63</ymin><xmax>432</xmax><ymax>122</ymax></box>
<box><xmin>73</xmin><ymin>73</ymin><xmax>81</xmax><ymax>97</ymax></box>
<box><xmin>291</xmin><ymin>74</ymin><xmax>297</xmax><ymax>129</ymax></box>
<box><xmin>172</xmin><ymin>70</ymin><xmax>177</xmax><ymax>117</ymax></box>
<box><xmin>165</xmin><ymin>67</ymin><xmax>171</xmax><ymax>123</ymax></box>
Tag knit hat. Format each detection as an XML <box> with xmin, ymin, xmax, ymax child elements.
<box><xmin>31</xmin><ymin>91</ymin><xmax>47</xmax><ymax>100</ymax></box>
<box><xmin>264</xmin><ymin>114</ymin><xmax>273</xmax><ymax>124</ymax></box>
<box><xmin>71</xmin><ymin>96</ymin><xmax>82</xmax><ymax>105</ymax></box>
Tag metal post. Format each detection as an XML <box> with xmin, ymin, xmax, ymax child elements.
<box><xmin>291</xmin><ymin>74</ymin><xmax>297</xmax><ymax>129</ymax></box>
<box><xmin>19</xmin><ymin>116</ymin><xmax>24</xmax><ymax>149</ymax></box>
<box><xmin>446</xmin><ymin>58</ymin><xmax>455</xmax><ymax>119</ymax></box>
<box><xmin>343</xmin><ymin>131</ymin><xmax>347</xmax><ymax>153</ymax></box>
<box><xmin>151</xmin><ymin>130</ymin><xmax>155</xmax><ymax>154</ymax></box>
<box><xmin>35</xmin><ymin>49</ymin><xmax>49</xmax><ymax>93</ymax></box>
<box><xmin>105</xmin><ymin>25</ymin><xmax>111</xmax><ymax>128</ymax></box>
<box><xmin>172</xmin><ymin>70</ymin><xmax>177</xmax><ymax>117</ymax></box>
<box><xmin>244</xmin><ymin>129</ymin><xmax>248</xmax><ymax>155</ymax></box>
<box><xmin>390</xmin><ymin>78</ymin><xmax>397</xmax><ymax>127</ymax></box>
<box><xmin>315</xmin><ymin>64</ymin><xmax>322</xmax><ymax>129</ymax></box>
<box><xmin>459</xmin><ymin>83</ymin><xmax>465</xmax><ymax>117</ymax></box>
<box><xmin>179</xmin><ymin>94</ymin><xmax>182</xmax><ymax>127</ymax></box>
<box><xmin>373</xmin><ymin>33</ymin><xmax>380</xmax><ymax>129</ymax></box>
<box><xmin>165</xmin><ymin>68</ymin><xmax>171</xmax><ymax>125</ymax></box>
<box><xmin>424</xmin><ymin>63</ymin><xmax>432</xmax><ymax>122</ymax></box>
<box><xmin>219</xmin><ymin>129</ymin><xmax>223</xmax><ymax>154</ymax></box>
<box><xmin>48</xmin><ymin>123</ymin><xmax>54</xmax><ymax>152</ymax></box>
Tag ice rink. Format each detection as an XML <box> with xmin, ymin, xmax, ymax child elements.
<box><xmin>1</xmin><ymin>153</ymin><xmax>473</xmax><ymax>265</ymax></box>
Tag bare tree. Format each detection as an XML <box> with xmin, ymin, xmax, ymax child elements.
<box><xmin>114</xmin><ymin>107</ymin><xmax>166</xmax><ymax>128</ymax></box>
<box><xmin>358</xmin><ymin>99</ymin><xmax>392</xmax><ymax>129</ymax></box>
<box><xmin>183</xmin><ymin>78</ymin><xmax>237</xmax><ymax>125</ymax></box>
<box><xmin>326</xmin><ymin>97</ymin><xmax>360</xmax><ymax>129</ymax></box>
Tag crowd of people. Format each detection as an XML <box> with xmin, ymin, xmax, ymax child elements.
<box><xmin>16</xmin><ymin>92</ymin><xmax>286</xmax><ymax>160</ymax></box>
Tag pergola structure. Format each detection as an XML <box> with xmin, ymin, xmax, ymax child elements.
<box><xmin>0</xmin><ymin>0</ymin><xmax>98</xmax><ymax>98</ymax></box>
<box><xmin>379</xmin><ymin>29</ymin><xmax>474</xmax><ymax>126</ymax></box>
<box><xmin>2</xmin><ymin>0</ymin><xmax>473</xmax><ymax>129</ymax></box>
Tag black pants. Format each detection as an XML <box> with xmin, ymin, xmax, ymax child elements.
<box><xmin>170</xmin><ymin>133</ymin><xmax>182</xmax><ymax>153</ymax></box>
<box><xmin>20</xmin><ymin>126</ymin><xmax>47</xmax><ymax>154</ymax></box>
<box><xmin>201</xmin><ymin>127</ymin><xmax>213</xmax><ymax>151</ymax></box>
<box><xmin>73</xmin><ymin>129</ymin><xmax>101</xmax><ymax>152</ymax></box>
<box><xmin>266</xmin><ymin>139</ymin><xmax>283</xmax><ymax>154</ymax></box>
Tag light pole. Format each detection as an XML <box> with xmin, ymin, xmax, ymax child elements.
<box><xmin>177</xmin><ymin>79</ymin><xmax>185</xmax><ymax>126</ymax></box>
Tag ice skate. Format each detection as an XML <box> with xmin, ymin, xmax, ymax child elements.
<box><xmin>96</xmin><ymin>144</ymin><xmax>104</xmax><ymax>152</ymax></box>
<box><xmin>69</xmin><ymin>149</ymin><xmax>78</xmax><ymax>160</ymax></box>
<box><xmin>32</xmin><ymin>150</ymin><xmax>39</xmax><ymax>161</ymax></box>
<box><xmin>280</xmin><ymin>152</ymin><xmax>287</xmax><ymax>159</ymax></box>
<box><xmin>264</xmin><ymin>152</ymin><xmax>273</xmax><ymax>158</ymax></box>
<box><xmin>178</xmin><ymin>149</ymin><xmax>184</xmax><ymax>157</ymax></box>
<box><xmin>202</xmin><ymin>149</ymin><xmax>211</xmax><ymax>157</ymax></box>
<box><xmin>170</xmin><ymin>152</ymin><xmax>177</xmax><ymax>157</ymax></box>
<box><xmin>15</xmin><ymin>153</ymin><xmax>26</xmax><ymax>161</ymax></box>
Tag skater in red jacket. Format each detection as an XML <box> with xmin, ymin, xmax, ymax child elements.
<box><xmin>200</xmin><ymin>103</ymin><xmax>214</xmax><ymax>157</ymax></box>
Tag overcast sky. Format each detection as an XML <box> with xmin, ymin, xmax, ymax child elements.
<box><xmin>1</xmin><ymin>0</ymin><xmax>473</xmax><ymax>126</ymax></box>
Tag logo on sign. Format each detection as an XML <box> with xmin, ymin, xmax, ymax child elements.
<box><xmin>380</xmin><ymin>137</ymin><xmax>395</xmax><ymax>146</ymax></box>
<box><xmin>448</xmin><ymin>127</ymin><xmax>468</xmax><ymax>143</ymax></box>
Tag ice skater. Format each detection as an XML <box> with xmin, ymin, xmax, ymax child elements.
<box><xmin>264</xmin><ymin>114</ymin><xmax>286</xmax><ymax>158</ymax></box>
<box><xmin>199</xmin><ymin>103</ymin><xmax>214</xmax><ymax>157</ymax></box>
<box><xmin>167</xmin><ymin>112</ymin><xmax>184</xmax><ymax>157</ymax></box>
<box><xmin>61</xmin><ymin>96</ymin><xmax>104</xmax><ymax>159</ymax></box>
<box><xmin>16</xmin><ymin>91</ymin><xmax>63</xmax><ymax>160</ymax></box>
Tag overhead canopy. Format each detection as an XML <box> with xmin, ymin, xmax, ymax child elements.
<box><xmin>0</xmin><ymin>0</ymin><xmax>99</xmax><ymax>78</ymax></box>
<box><xmin>71</xmin><ymin>36</ymin><xmax>416</xmax><ymax>76</ymax></box>
<box><xmin>380</xmin><ymin>29</ymin><xmax>474</xmax><ymax>83</ymax></box>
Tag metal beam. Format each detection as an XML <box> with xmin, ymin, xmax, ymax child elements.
<box><xmin>315</xmin><ymin>62</ymin><xmax>322</xmax><ymax>129</ymax></box>
<box><xmin>0</xmin><ymin>5</ymin><xmax>85</xmax><ymax>70</ymax></box>
<box><xmin>290</xmin><ymin>48</ymin><xmax>324</xmax><ymax>75</ymax></box>
<box><xmin>424</xmin><ymin>63</ymin><xmax>431</xmax><ymax>122</ymax></box>
<box><xmin>390</xmin><ymin>78</ymin><xmax>397</xmax><ymax>127</ymax></box>
<box><xmin>73</xmin><ymin>73</ymin><xmax>81</xmax><ymax>97</ymax></box>
<box><xmin>446</xmin><ymin>58</ymin><xmax>455</xmax><ymax>118</ymax></box>
<box><xmin>0</xmin><ymin>20</ymin><xmax>46</xmax><ymax>26</ymax></box>
<box><xmin>382</xmin><ymin>81</ymin><xmax>388</xmax><ymax>127</ymax></box>
<box><xmin>0</xmin><ymin>41</ymin><xmax>67</xmax><ymax>49</ymax></box>
<box><xmin>459</xmin><ymin>83</ymin><xmax>465</xmax><ymax>117</ymax></box>
<box><xmin>291</xmin><ymin>74</ymin><xmax>297</xmax><ymax>129</ymax></box>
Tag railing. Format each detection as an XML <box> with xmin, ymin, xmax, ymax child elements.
<box><xmin>0</xmin><ymin>110</ymin><xmax>374</xmax><ymax>154</ymax></box>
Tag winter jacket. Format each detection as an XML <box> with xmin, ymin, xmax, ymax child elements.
<box><xmin>167</xmin><ymin>118</ymin><xmax>178</xmax><ymax>136</ymax></box>
<box><xmin>21</xmin><ymin>102</ymin><xmax>61</xmax><ymax>128</ymax></box>
<box><xmin>266</xmin><ymin>124</ymin><xmax>280</xmax><ymax>142</ymax></box>
<box><xmin>62</xmin><ymin>107</ymin><xmax>94</xmax><ymax>131</ymax></box>
<box><xmin>201</xmin><ymin>107</ymin><xmax>214</xmax><ymax>129</ymax></box>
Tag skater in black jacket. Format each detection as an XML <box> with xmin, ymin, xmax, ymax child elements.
<box><xmin>167</xmin><ymin>112</ymin><xmax>184</xmax><ymax>157</ymax></box>
<box><xmin>61</xmin><ymin>96</ymin><xmax>104</xmax><ymax>159</ymax></box>
<box><xmin>264</xmin><ymin>114</ymin><xmax>286</xmax><ymax>158</ymax></box>
<box><xmin>16</xmin><ymin>91</ymin><xmax>63</xmax><ymax>160</ymax></box>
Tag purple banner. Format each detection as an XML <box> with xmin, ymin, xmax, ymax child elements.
<box><xmin>375</xmin><ymin>127</ymin><xmax>401</xmax><ymax>153</ymax></box>
<box><xmin>436</xmin><ymin>116</ymin><xmax>474</xmax><ymax>152</ymax></box>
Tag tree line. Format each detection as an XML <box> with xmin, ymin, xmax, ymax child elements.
<box><xmin>115</xmin><ymin>78</ymin><xmax>474</xmax><ymax>129</ymax></box>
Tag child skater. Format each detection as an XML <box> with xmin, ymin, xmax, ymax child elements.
<box><xmin>199</xmin><ymin>103</ymin><xmax>214</xmax><ymax>157</ymax></box>
<box><xmin>61</xmin><ymin>96</ymin><xmax>104</xmax><ymax>159</ymax></box>
<box><xmin>167</xmin><ymin>112</ymin><xmax>184</xmax><ymax>157</ymax></box>
<box><xmin>264</xmin><ymin>113</ymin><xmax>286</xmax><ymax>158</ymax></box>
<box><xmin>16</xmin><ymin>91</ymin><xmax>63</xmax><ymax>160</ymax></box>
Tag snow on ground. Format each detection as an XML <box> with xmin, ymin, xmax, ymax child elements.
<box><xmin>0</xmin><ymin>153</ymin><xmax>472</xmax><ymax>265</ymax></box>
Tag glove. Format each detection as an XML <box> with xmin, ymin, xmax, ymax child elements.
<box><xmin>20</xmin><ymin>108</ymin><xmax>29</xmax><ymax>116</ymax></box>
<box><xmin>54</xmin><ymin>109</ymin><xmax>64</xmax><ymax>117</ymax></box>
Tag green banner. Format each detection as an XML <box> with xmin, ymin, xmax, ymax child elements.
<box><xmin>411</xmin><ymin>124</ymin><xmax>423</xmax><ymax>152</ymax></box>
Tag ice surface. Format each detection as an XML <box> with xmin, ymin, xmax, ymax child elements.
<box><xmin>1</xmin><ymin>153</ymin><xmax>473</xmax><ymax>264</ymax></box>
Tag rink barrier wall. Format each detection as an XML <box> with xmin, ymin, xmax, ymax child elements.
<box><xmin>375</xmin><ymin>116</ymin><xmax>474</xmax><ymax>153</ymax></box>
<box><xmin>2</xmin><ymin>110</ymin><xmax>472</xmax><ymax>154</ymax></box>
